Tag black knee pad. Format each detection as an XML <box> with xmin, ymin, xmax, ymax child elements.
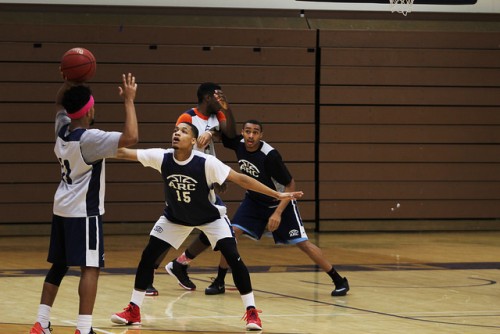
<box><xmin>45</xmin><ymin>264</ymin><xmax>69</xmax><ymax>286</ymax></box>
<box><xmin>216</xmin><ymin>237</ymin><xmax>252</xmax><ymax>294</ymax></box>
<box><xmin>198</xmin><ymin>232</ymin><xmax>210</xmax><ymax>246</ymax></box>
<box><xmin>216</xmin><ymin>237</ymin><xmax>240</xmax><ymax>264</ymax></box>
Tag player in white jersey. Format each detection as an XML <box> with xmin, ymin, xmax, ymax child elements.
<box><xmin>110</xmin><ymin>122</ymin><xmax>303</xmax><ymax>331</ymax></box>
<box><xmin>176</xmin><ymin>82</ymin><xmax>236</xmax><ymax>156</ymax></box>
<box><xmin>30</xmin><ymin>73</ymin><xmax>138</xmax><ymax>334</ymax></box>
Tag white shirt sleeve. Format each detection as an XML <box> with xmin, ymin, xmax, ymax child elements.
<box><xmin>80</xmin><ymin>129</ymin><xmax>121</xmax><ymax>163</ymax></box>
<box><xmin>137</xmin><ymin>148</ymin><xmax>167</xmax><ymax>172</ymax></box>
<box><xmin>204</xmin><ymin>154</ymin><xmax>231</xmax><ymax>185</ymax></box>
<box><xmin>55</xmin><ymin>110</ymin><xmax>70</xmax><ymax>137</ymax></box>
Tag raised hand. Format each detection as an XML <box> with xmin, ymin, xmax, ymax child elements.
<box><xmin>119</xmin><ymin>73</ymin><xmax>137</xmax><ymax>101</ymax></box>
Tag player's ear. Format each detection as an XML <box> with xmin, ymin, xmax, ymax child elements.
<box><xmin>87</xmin><ymin>106</ymin><xmax>95</xmax><ymax>119</ymax></box>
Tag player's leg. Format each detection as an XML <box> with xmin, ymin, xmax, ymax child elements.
<box><xmin>111</xmin><ymin>216</ymin><xmax>193</xmax><ymax>325</ymax></box>
<box><xmin>206</xmin><ymin>195</ymin><xmax>268</xmax><ymax>295</ymax></box>
<box><xmin>31</xmin><ymin>215</ymin><xmax>69</xmax><ymax>334</ymax></box>
<box><xmin>217</xmin><ymin>237</ymin><xmax>262</xmax><ymax>330</ymax></box>
<box><xmin>201</xmin><ymin>217</ymin><xmax>262</xmax><ymax>330</ymax></box>
<box><xmin>78</xmin><ymin>266</ymin><xmax>100</xmax><ymax>333</ymax></box>
<box><xmin>295</xmin><ymin>240</ymin><xmax>349</xmax><ymax>296</ymax></box>
<box><xmin>56</xmin><ymin>217</ymin><xmax>98</xmax><ymax>334</ymax></box>
<box><xmin>145</xmin><ymin>248</ymin><xmax>167</xmax><ymax>296</ymax></box>
<box><xmin>58</xmin><ymin>215</ymin><xmax>104</xmax><ymax>334</ymax></box>
<box><xmin>276</xmin><ymin>201</ymin><xmax>350</xmax><ymax>296</ymax></box>
<box><xmin>205</xmin><ymin>227</ymin><xmax>243</xmax><ymax>295</ymax></box>
<box><xmin>32</xmin><ymin>265</ymin><xmax>68</xmax><ymax>334</ymax></box>
<box><xmin>111</xmin><ymin>235</ymin><xmax>171</xmax><ymax>326</ymax></box>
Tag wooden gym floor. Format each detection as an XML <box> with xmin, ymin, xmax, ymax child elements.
<box><xmin>1</xmin><ymin>230</ymin><xmax>500</xmax><ymax>333</ymax></box>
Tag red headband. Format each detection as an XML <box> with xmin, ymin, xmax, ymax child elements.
<box><xmin>67</xmin><ymin>95</ymin><xmax>94</xmax><ymax>120</ymax></box>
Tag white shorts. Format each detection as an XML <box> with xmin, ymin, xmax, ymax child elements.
<box><xmin>149</xmin><ymin>215</ymin><xmax>234</xmax><ymax>250</ymax></box>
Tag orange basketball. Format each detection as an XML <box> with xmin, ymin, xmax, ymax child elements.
<box><xmin>60</xmin><ymin>47</ymin><xmax>97</xmax><ymax>82</ymax></box>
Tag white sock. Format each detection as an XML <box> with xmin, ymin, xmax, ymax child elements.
<box><xmin>131</xmin><ymin>289</ymin><xmax>146</xmax><ymax>307</ymax></box>
<box><xmin>240</xmin><ymin>292</ymin><xmax>256</xmax><ymax>310</ymax></box>
<box><xmin>36</xmin><ymin>304</ymin><xmax>51</xmax><ymax>328</ymax></box>
<box><xmin>76</xmin><ymin>314</ymin><xmax>92</xmax><ymax>334</ymax></box>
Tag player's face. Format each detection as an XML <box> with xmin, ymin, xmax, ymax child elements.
<box><xmin>172</xmin><ymin>124</ymin><xmax>196</xmax><ymax>149</ymax></box>
<box><xmin>241</xmin><ymin>123</ymin><xmax>263</xmax><ymax>152</ymax></box>
<box><xmin>205</xmin><ymin>93</ymin><xmax>222</xmax><ymax>115</ymax></box>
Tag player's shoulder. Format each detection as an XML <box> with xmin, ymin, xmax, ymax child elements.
<box><xmin>185</xmin><ymin>108</ymin><xmax>197</xmax><ymax>116</ymax></box>
<box><xmin>138</xmin><ymin>148</ymin><xmax>170</xmax><ymax>165</ymax></box>
<box><xmin>260</xmin><ymin>141</ymin><xmax>276</xmax><ymax>155</ymax></box>
<box><xmin>194</xmin><ymin>150</ymin><xmax>223</xmax><ymax>164</ymax></box>
<box><xmin>176</xmin><ymin>109</ymin><xmax>196</xmax><ymax>124</ymax></box>
<box><xmin>193</xmin><ymin>149</ymin><xmax>212</xmax><ymax>160</ymax></box>
<box><xmin>141</xmin><ymin>147</ymin><xmax>170</xmax><ymax>156</ymax></box>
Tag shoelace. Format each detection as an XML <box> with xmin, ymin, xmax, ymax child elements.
<box><xmin>122</xmin><ymin>304</ymin><xmax>136</xmax><ymax>313</ymax></box>
<box><xmin>242</xmin><ymin>308</ymin><xmax>262</xmax><ymax>321</ymax></box>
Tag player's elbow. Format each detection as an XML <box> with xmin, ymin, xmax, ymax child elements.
<box><xmin>118</xmin><ymin>133</ymin><xmax>139</xmax><ymax>148</ymax></box>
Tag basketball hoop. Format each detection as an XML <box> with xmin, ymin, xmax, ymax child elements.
<box><xmin>389</xmin><ymin>0</ymin><xmax>414</xmax><ymax>16</ymax></box>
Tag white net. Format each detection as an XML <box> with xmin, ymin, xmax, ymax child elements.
<box><xmin>389</xmin><ymin>0</ymin><xmax>414</xmax><ymax>16</ymax></box>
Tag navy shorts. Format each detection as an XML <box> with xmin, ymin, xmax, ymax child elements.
<box><xmin>232</xmin><ymin>194</ymin><xmax>308</xmax><ymax>245</ymax></box>
<box><xmin>48</xmin><ymin>215</ymin><xmax>105</xmax><ymax>268</ymax></box>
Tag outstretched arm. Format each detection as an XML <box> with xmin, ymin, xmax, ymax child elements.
<box><xmin>226</xmin><ymin>169</ymin><xmax>303</xmax><ymax>200</ymax></box>
<box><xmin>115</xmin><ymin>147</ymin><xmax>138</xmax><ymax>161</ymax></box>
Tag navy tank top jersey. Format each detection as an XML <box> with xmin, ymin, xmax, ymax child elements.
<box><xmin>161</xmin><ymin>151</ymin><xmax>222</xmax><ymax>226</ymax></box>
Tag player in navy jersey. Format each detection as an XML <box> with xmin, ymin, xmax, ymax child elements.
<box><xmin>110</xmin><ymin>122</ymin><xmax>303</xmax><ymax>331</ymax></box>
<box><xmin>145</xmin><ymin>83</ymin><xmax>236</xmax><ymax>295</ymax></box>
<box><xmin>206</xmin><ymin>120</ymin><xmax>350</xmax><ymax>297</ymax></box>
<box><xmin>30</xmin><ymin>74</ymin><xmax>138</xmax><ymax>334</ymax></box>
<box><xmin>172</xmin><ymin>120</ymin><xmax>350</xmax><ymax>297</ymax></box>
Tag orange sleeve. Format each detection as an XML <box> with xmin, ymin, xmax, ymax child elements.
<box><xmin>216</xmin><ymin>110</ymin><xmax>227</xmax><ymax>122</ymax></box>
<box><xmin>176</xmin><ymin>113</ymin><xmax>192</xmax><ymax>125</ymax></box>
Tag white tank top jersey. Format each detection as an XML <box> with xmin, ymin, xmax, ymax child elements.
<box><xmin>177</xmin><ymin>108</ymin><xmax>225</xmax><ymax>156</ymax></box>
<box><xmin>53</xmin><ymin>110</ymin><xmax>121</xmax><ymax>217</ymax></box>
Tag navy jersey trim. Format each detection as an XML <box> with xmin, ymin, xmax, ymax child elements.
<box><xmin>86</xmin><ymin>161</ymin><xmax>103</xmax><ymax>216</ymax></box>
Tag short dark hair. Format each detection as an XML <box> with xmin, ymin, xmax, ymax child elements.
<box><xmin>197</xmin><ymin>82</ymin><xmax>221</xmax><ymax>103</ymax></box>
<box><xmin>62</xmin><ymin>85</ymin><xmax>92</xmax><ymax>114</ymax></box>
<box><xmin>243</xmin><ymin>119</ymin><xmax>263</xmax><ymax>131</ymax></box>
<box><xmin>180</xmin><ymin>122</ymin><xmax>199</xmax><ymax>139</ymax></box>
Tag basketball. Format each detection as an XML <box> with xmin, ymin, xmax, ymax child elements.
<box><xmin>60</xmin><ymin>47</ymin><xmax>96</xmax><ymax>82</ymax></box>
